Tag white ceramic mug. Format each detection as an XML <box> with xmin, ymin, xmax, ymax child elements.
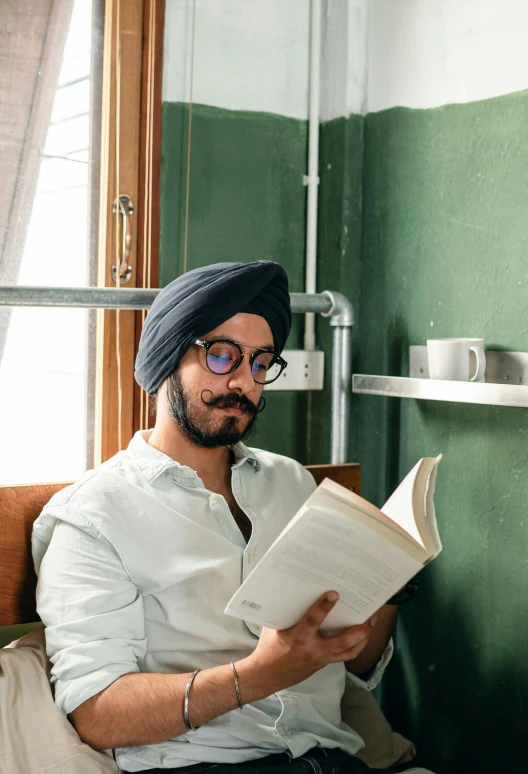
<box><xmin>427</xmin><ymin>338</ymin><xmax>486</xmax><ymax>382</ymax></box>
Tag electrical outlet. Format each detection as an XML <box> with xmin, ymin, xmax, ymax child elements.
<box><xmin>265</xmin><ymin>350</ymin><xmax>324</xmax><ymax>391</ymax></box>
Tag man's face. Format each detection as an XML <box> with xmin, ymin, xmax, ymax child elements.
<box><xmin>166</xmin><ymin>313</ymin><xmax>272</xmax><ymax>448</ymax></box>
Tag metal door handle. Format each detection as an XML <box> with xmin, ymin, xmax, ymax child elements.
<box><xmin>111</xmin><ymin>194</ymin><xmax>134</xmax><ymax>284</ymax></box>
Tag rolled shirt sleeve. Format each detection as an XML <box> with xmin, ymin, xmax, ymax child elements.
<box><xmin>36</xmin><ymin>518</ymin><xmax>147</xmax><ymax>716</ymax></box>
<box><xmin>345</xmin><ymin>638</ymin><xmax>394</xmax><ymax>692</ymax></box>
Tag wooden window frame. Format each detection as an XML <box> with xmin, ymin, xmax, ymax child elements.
<box><xmin>94</xmin><ymin>0</ymin><xmax>164</xmax><ymax>465</ymax></box>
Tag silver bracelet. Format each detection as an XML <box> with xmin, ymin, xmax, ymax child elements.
<box><xmin>183</xmin><ymin>669</ymin><xmax>201</xmax><ymax>730</ymax></box>
<box><xmin>230</xmin><ymin>661</ymin><xmax>243</xmax><ymax>709</ymax></box>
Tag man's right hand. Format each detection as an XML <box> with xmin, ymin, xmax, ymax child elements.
<box><xmin>238</xmin><ymin>592</ymin><xmax>376</xmax><ymax>696</ymax></box>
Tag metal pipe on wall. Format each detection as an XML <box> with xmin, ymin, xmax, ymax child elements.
<box><xmin>322</xmin><ymin>291</ymin><xmax>354</xmax><ymax>464</ymax></box>
<box><xmin>0</xmin><ymin>286</ymin><xmax>333</xmax><ymax>315</ymax></box>
<box><xmin>0</xmin><ymin>285</ymin><xmax>354</xmax><ymax>462</ymax></box>
<box><xmin>0</xmin><ymin>285</ymin><xmax>160</xmax><ymax>309</ymax></box>
<box><xmin>330</xmin><ymin>326</ymin><xmax>352</xmax><ymax>463</ymax></box>
<box><xmin>303</xmin><ymin>0</ymin><xmax>322</xmax><ymax>352</ymax></box>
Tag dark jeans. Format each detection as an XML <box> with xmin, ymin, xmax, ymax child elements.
<box><xmin>122</xmin><ymin>746</ymin><xmax>401</xmax><ymax>773</ymax></box>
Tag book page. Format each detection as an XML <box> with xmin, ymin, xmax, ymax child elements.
<box><xmin>225</xmin><ymin>506</ymin><xmax>423</xmax><ymax>632</ymax></box>
<box><xmin>381</xmin><ymin>459</ymin><xmax>425</xmax><ymax>546</ymax></box>
<box><xmin>421</xmin><ymin>457</ymin><xmax>442</xmax><ymax>555</ymax></box>
<box><xmin>380</xmin><ymin>456</ymin><xmax>442</xmax><ymax>556</ymax></box>
<box><xmin>312</xmin><ymin>479</ymin><xmax>424</xmax><ymax>549</ymax></box>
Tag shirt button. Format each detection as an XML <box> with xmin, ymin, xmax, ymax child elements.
<box><xmin>247</xmin><ymin>553</ymin><xmax>253</xmax><ymax>563</ymax></box>
<box><xmin>181</xmin><ymin>469</ymin><xmax>190</xmax><ymax>477</ymax></box>
<box><xmin>280</xmin><ymin>723</ymin><xmax>288</xmax><ymax>734</ymax></box>
<box><xmin>211</xmin><ymin>493</ymin><xmax>218</xmax><ymax>501</ymax></box>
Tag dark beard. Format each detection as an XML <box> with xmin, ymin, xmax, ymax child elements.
<box><xmin>166</xmin><ymin>371</ymin><xmax>260</xmax><ymax>449</ymax></box>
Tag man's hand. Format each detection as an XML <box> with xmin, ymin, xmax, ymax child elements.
<box><xmin>238</xmin><ymin>592</ymin><xmax>376</xmax><ymax>696</ymax></box>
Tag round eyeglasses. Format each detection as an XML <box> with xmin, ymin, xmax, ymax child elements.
<box><xmin>194</xmin><ymin>339</ymin><xmax>287</xmax><ymax>385</ymax></box>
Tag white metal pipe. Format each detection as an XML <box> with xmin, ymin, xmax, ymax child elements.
<box><xmin>304</xmin><ymin>0</ymin><xmax>322</xmax><ymax>352</ymax></box>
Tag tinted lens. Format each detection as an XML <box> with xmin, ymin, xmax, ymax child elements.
<box><xmin>252</xmin><ymin>353</ymin><xmax>282</xmax><ymax>384</ymax></box>
<box><xmin>206</xmin><ymin>341</ymin><xmax>240</xmax><ymax>374</ymax></box>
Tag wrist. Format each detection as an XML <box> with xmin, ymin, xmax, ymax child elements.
<box><xmin>387</xmin><ymin>577</ymin><xmax>420</xmax><ymax>605</ymax></box>
<box><xmin>234</xmin><ymin>654</ymin><xmax>283</xmax><ymax>703</ymax></box>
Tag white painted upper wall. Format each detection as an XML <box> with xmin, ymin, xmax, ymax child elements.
<box><xmin>162</xmin><ymin>0</ymin><xmax>366</xmax><ymax>121</ymax></box>
<box><xmin>322</xmin><ymin>0</ymin><xmax>367</xmax><ymax>120</ymax></box>
<box><xmin>163</xmin><ymin>0</ymin><xmax>310</xmax><ymax>120</ymax></box>
<box><xmin>163</xmin><ymin>0</ymin><xmax>528</xmax><ymax>120</ymax></box>
<box><xmin>368</xmin><ymin>0</ymin><xmax>528</xmax><ymax>112</ymax></box>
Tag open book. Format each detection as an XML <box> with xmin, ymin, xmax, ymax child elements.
<box><xmin>225</xmin><ymin>456</ymin><xmax>442</xmax><ymax>633</ymax></box>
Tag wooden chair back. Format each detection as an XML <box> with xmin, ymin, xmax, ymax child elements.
<box><xmin>0</xmin><ymin>464</ymin><xmax>360</xmax><ymax>626</ymax></box>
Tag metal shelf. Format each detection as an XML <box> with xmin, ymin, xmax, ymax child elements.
<box><xmin>352</xmin><ymin>347</ymin><xmax>528</xmax><ymax>408</ymax></box>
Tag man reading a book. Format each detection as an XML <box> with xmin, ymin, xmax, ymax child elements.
<box><xmin>33</xmin><ymin>261</ymin><xmax>405</xmax><ymax>774</ymax></box>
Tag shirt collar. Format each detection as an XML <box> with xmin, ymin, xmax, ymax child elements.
<box><xmin>231</xmin><ymin>441</ymin><xmax>261</xmax><ymax>471</ymax></box>
<box><xmin>127</xmin><ymin>431</ymin><xmax>261</xmax><ymax>484</ymax></box>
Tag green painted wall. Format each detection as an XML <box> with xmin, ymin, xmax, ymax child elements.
<box><xmin>357</xmin><ymin>90</ymin><xmax>528</xmax><ymax>773</ymax></box>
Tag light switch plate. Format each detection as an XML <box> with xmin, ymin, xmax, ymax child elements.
<box><xmin>265</xmin><ymin>350</ymin><xmax>324</xmax><ymax>391</ymax></box>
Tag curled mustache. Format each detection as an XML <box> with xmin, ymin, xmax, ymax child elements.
<box><xmin>200</xmin><ymin>390</ymin><xmax>266</xmax><ymax>415</ymax></box>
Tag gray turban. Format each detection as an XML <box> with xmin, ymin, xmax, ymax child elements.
<box><xmin>135</xmin><ymin>260</ymin><xmax>291</xmax><ymax>394</ymax></box>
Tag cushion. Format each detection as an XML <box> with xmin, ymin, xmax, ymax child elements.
<box><xmin>341</xmin><ymin>682</ymin><xmax>416</xmax><ymax>769</ymax></box>
<box><xmin>1</xmin><ymin>628</ymin><xmax>119</xmax><ymax>773</ymax></box>
<box><xmin>0</xmin><ymin>622</ymin><xmax>43</xmax><ymax>648</ymax></box>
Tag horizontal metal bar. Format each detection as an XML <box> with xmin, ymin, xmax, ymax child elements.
<box><xmin>352</xmin><ymin>373</ymin><xmax>528</xmax><ymax>408</ymax></box>
<box><xmin>0</xmin><ymin>286</ymin><xmax>159</xmax><ymax>309</ymax></box>
<box><xmin>0</xmin><ymin>286</ymin><xmax>333</xmax><ymax>315</ymax></box>
<box><xmin>290</xmin><ymin>292</ymin><xmax>332</xmax><ymax>315</ymax></box>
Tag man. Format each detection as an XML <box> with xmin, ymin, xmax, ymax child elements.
<box><xmin>33</xmin><ymin>261</ymin><xmax>401</xmax><ymax>774</ymax></box>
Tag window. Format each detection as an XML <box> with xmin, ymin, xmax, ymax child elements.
<box><xmin>0</xmin><ymin>0</ymin><xmax>164</xmax><ymax>485</ymax></box>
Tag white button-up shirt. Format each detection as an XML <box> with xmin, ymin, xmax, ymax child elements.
<box><xmin>32</xmin><ymin>431</ymin><xmax>391</xmax><ymax>773</ymax></box>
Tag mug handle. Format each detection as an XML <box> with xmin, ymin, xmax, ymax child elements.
<box><xmin>469</xmin><ymin>345</ymin><xmax>486</xmax><ymax>382</ymax></box>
